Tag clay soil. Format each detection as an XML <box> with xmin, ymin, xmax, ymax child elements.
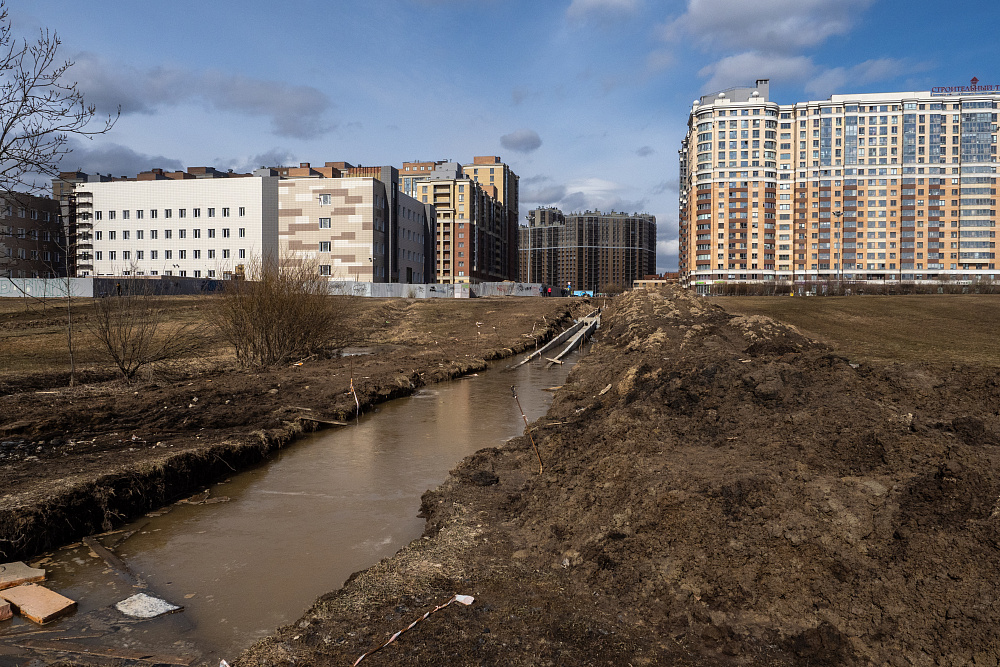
<box><xmin>236</xmin><ymin>287</ymin><xmax>1000</xmax><ymax>666</ymax></box>
<box><xmin>0</xmin><ymin>295</ymin><xmax>589</xmax><ymax>563</ymax></box>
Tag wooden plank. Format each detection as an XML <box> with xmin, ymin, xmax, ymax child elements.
<box><xmin>15</xmin><ymin>639</ymin><xmax>195</xmax><ymax>665</ymax></box>
<box><xmin>0</xmin><ymin>584</ymin><xmax>76</xmax><ymax>624</ymax></box>
<box><xmin>82</xmin><ymin>537</ymin><xmax>144</xmax><ymax>588</ymax></box>
<box><xmin>0</xmin><ymin>562</ymin><xmax>46</xmax><ymax>590</ymax></box>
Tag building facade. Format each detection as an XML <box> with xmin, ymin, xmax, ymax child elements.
<box><xmin>679</xmin><ymin>79</ymin><xmax>1000</xmax><ymax>290</ymax></box>
<box><xmin>520</xmin><ymin>207</ymin><xmax>657</xmax><ymax>292</ymax></box>
<box><xmin>401</xmin><ymin>156</ymin><xmax>518</xmax><ymax>284</ymax></box>
<box><xmin>0</xmin><ymin>194</ymin><xmax>64</xmax><ymax>278</ymax></box>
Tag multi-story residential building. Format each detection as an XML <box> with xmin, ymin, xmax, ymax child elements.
<box><xmin>401</xmin><ymin>159</ymin><xmax>517</xmax><ymax>283</ymax></box>
<box><xmin>0</xmin><ymin>194</ymin><xmax>65</xmax><ymax>278</ymax></box>
<box><xmin>463</xmin><ymin>156</ymin><xmax>520</xmax><ymax>275</ymax></box>
<box><xmin>679</xmin><ymin>79</ymin><xmax>1000</xmax><ymax>290</ymax></box>
<box><xmin>520</xmin><ymin>207</ymin><xmax>657</xmax><ymax>292</ymax></box>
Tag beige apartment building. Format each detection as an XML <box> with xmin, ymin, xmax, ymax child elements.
<box><xmin>679</xmin><ymin>79</ymin><xmax>999</xmax><ymax>290</ymax></box>
<box><xmin>400</xmin><ymin>158</ymin><xmax>517</xmax><ymax>283</ymax></box>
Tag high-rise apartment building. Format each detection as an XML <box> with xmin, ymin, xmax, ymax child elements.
<box><xmin>520</xmin><ymin>207</ymin><xmax>656</xmax><ymax>292</ymax></box>
<box><xmin>679</xmin><ymin>79</ymin><xmax>999</xmax><ymax>290</ymax></box>
<box><xmin>400</xmin><ymin>157</ymin><xmax>518</xmax><ymax>283</ymax></box>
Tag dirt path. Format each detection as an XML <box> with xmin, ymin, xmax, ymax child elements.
<box><xmin>237</xmin><ymin>287</ymin><xmax>1000</xmax><ymax>666</ymax></box>
<box><xmin>0</xmin><ymin>297</ymin><xmax>588</xmax><ymax>563</ymax></box>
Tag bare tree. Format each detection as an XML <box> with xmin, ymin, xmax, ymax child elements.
<box><xmin>0</xmin><ymin>0</ymin><xmax>117</xmax><ymax>198</ymax></box>
<box><xmin>86</xmin><ymin>278</ymin><xmax>208</xmax><ymax>382</ymax></box>
<box><xmin>211</xmin><ymin>255</ymin><xmax>351</xmax><ymax>369</ymax></box>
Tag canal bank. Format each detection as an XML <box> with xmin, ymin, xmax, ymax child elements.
<box><xmin>240</xmin><ymin>286</ymin><xmax>1000</xmax><ymax>666</ymax></box>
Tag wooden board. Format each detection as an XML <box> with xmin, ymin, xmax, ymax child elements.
<box><xmin>0</xmin><ymin>584</ymin><xmax>76</xmax><ymax>624</ymax></box>
<box><xmin>0</xmin><ymin>562</ymin><xmax>46</xmax><ymax>591</ymax></box>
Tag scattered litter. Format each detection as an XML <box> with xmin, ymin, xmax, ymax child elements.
<box><xmin>0</xmin><ymin>599</ymin><xmax>11</xmax><ymax>622</ymax></box>
<box><xmin>598</xmin><ymin>383</ymin><xmax>613</xmax><ymax>396</ymax></box>
<box><xmin>0</xmin><ymin>562</ymin><xmax>46</xmax><ymax>591</ymax></box>
<box><xmin>115</xmin><ymin>593</ymin><xmax>182</xmax><ymax>619</ymax></box>
<box><xmin>544</xmin><ymin>357</ymin><xmax>564</xmax><ymax>365</ymax></box>
<box><xmin>0</xmin><ymin>584</ymin><xmax>77</xmax><ymax>624</ymax></box>
<box><xmin>353</xmin><ymin>594</ymin><xmax>474</xmax><ymax>665</ymax></box>
<box><xmin>542</xmin><ymin>385</ymin><xmax>563</xmax><ymax>392</ymax></box>
<box><xmin>82</xmin><ymin>537</ymin><xmax>144</xmax><ymax>588</ymax></box>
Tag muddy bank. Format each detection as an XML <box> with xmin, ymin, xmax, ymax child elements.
<box><xmin>0</xmin><ymin>298</ymin><xmax>588</xmax><ymax>563</ymax></box>
<box><xmin>239</xmin><ymin>286</ymin><xmax>1000</xmax><ymax>666</ymax></box>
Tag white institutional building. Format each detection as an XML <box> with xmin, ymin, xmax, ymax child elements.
<box><xmin>65</xmin><ymin>164</ymin><xmax>432</xmax><ymax>282</ymax></box>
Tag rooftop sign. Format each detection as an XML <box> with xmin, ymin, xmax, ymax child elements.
<box><xmin>931</xmin><ymin>77</ymin><xmax>1000</xmax><ymax>96</ymax></box>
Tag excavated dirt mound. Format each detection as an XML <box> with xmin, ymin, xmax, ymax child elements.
<box><xmin>239</xmin><ymin>286</ymin><xmax>1000</xmax><ymax>666</ymax></box>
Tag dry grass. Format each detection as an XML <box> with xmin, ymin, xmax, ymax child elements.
<box><xmin>0</xmin><ymin>294</ymin><xmax>228</xmax><ymax>379</ymax></box>
<box><xmin>714</xmin><ymin>294</ymin><xmax>1000</xmax><ymax>367</ymax></box>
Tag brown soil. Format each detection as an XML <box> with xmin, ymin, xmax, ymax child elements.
<box><xmin>0</xmin><ymin>297</ymin><xmax>589</xmax><ymax>563</ymax></box>
<box><xmin>235</xmin><ymin>287</ymin><xmax>1000</xmax><ymax>666</ymax></box>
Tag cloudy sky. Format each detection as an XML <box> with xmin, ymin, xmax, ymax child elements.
<box><xmin>16</xmin><ymin>0</ymin><xmax>1000</xmax><ymax>272</ymax></box>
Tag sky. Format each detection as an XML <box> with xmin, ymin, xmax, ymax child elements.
<box><xmin>15</xmin><ymin>0</ymin><xmax>1000</xmax><ymax>273</ymax></box>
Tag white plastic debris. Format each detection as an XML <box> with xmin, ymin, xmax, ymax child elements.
<box><xmin>115</xmin><ymin>593</ymin><xmax>181</xmax><ymax>619</ymax></box>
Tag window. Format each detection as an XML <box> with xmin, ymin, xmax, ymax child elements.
<box><xmin>222</xmin><ymin>228</ymin><xmax>230</xmax><ymax>238</ymax></box>
<box><xmin>319</xmin><ymin>265</ymin><xmax>331</xmax><ymax>275</ymax></box>
<box><xmin>150</xmin><ymin>229</ymin><xmax>157</xmax><ymax>239</ymax></box>
<box><xmin>136</xmin><ymin>210</ymin><xmax>143</xmax><ymax>220</ymax></box>
<box><xmin>319</xmin><ymin>194</ymin><xmax>331</xmax><ymax>205</ymax></box>
<box><xmin>207</xmin><ymin>249</ymin><xmax>215</xmax><ymax>259</ymax></box>
<box><xmin>208</xmin><ymin>270</ymin><xmax>216</xmax><ymax>277</ymax></box>
<box><xmin>109</xmin><ymin>251</ymin><xmax>116</xmax><ymax>261</ymax></box>
<box><xmin>165</xmin><ymin>209</ymin><xmax>172</xmax><ymax>218</ymax></box>
<box><xmin>179</xmin><ymin>229</ymin><xmax>186</xmax><ymax>238</ymax></box>
<box><xmin>208</xmin><ymin>229</ymin><xmax>215</xmax><ymax>238</ymax></box>
<box><xmin>165</xmin><ymin>250</ymin><xmax>172</xmax><ymax>259</ymax></box>
<box><xmin>95</xmin><ymin>231</ymin><xmax>102</xmax><ymax>240</ymax></box>
<box><xmin>222</xmin><ymin>208</ymin><xmax>230</xmax><ymax>217</ymax></box>
<box><xmin>193</xmin><ymin>229</ymin><xmax>201</xmax><ymax>239</ymax></box>
<box><xmin>193</xmin><ymin>250</ymin><xmax>201</xmax><ymax>259</ymax></box>
<box><xmin>238</xmin><ymin>207</ymin><xmax>245</xmax><ymax>216</ymax></box>
<box><xmin>194</xmin><ymin>270</ymin><xmax>201</xmax><ymax>278</ymax></box>
<box><xmin>318</xmin><ymin>218</ymin><xmax>331</xmax><ymax>229</ymax></box>
<box><xmin>123</xmin><ymin>250</ymin><xmax>131</xmax><ymax>260</ymax></box>
<box><xmin>319</xmin><ymin>241</ymin><xmax>331</xmax><ymax>252</ymax></box>
<box><xmin>123</xmin><ymin>210</ymin><xmax>130</xmax><ymax>220</ymax></box>
<box><xmin>193</xmin><ymin>208</ymin><xmax>201</xmax><ymax>218</ymax></box>
<box><xmin>239</xmin><ymin>228</ymin><xmax>246</xmax><ymax>238</ymax></box>
<box><xmin>136</xmin><ymin>230</ymin><xmax>143</xmax><ymax>240</ymax></box>
<box><xmin>238</xmin><ymin>249</ymin><xmax>246</xmax><ymax>259</ymax></box>
<box><xmin>150</xmin><ymin>209</ymin><xmax>158</xmax><ymax>219</ymax></box>
<box><xmin>109</xmin><ymin>211</ymin><xmax>116</xmax><ymax>220</ymax></box>
<box><xmin>222</xmin><ymin>249</ymin><xmax>230</xmax><ymax>258</ymax></box>
<box><xmin>165</xmin><ymin>229</ymin><xmax>172</xmax><ymax>239</ymax></box>
<box><xmin>179</xmin><ymin>209</ymin><xmax>186</xmax><ymax>218</ymax></box>
<box><xmin>151</xmin><ymin>250</ymin><xmax>158</xmax><ymax>260</ymax></box>
<box><xmin>136</xmin><ymin>250</ymin><xmax>143</xmax><ymax>260</ymax></box>
<box><xmin>207</xmin><ymin>208</ymin><xmax>215</xmax><ymax>217</ymax></box>
<box><xmin>95</xmin><ymin>211</ymin><xmax>103</xmax><ymax>221</ymax></box>
<box><xmin>95</xmin><ymin>251</ymin><xmax>102</xmax><ymax>261</ymax></box>
<box><xmin>109</xmin><ymin>230</ymin><xmax>116</xmax><ymax>240</ymax></box>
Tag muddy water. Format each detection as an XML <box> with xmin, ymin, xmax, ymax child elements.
<box><xmin>0</xmin><ymin>356</ymin><xmax>576</xmax><ymax>666</ymax></box>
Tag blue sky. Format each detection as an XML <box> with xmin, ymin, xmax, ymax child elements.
<box><xmin>16</xmin><ymin>0</ymin><xmax>1000</xmax><ymax>272</ymax></box>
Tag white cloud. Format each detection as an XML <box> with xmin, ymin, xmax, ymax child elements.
<box><xmin>72</xmin><ymin>53</ymin><xmax>334</xmax><ymax>139</ymax></box>
<box><xmin>697</xmin><ymin>52</ymin><xmax>815</xmax><ymax>93</ymax></box>
<box><xmin>804</xmin><ymin>58</ymin><xmax>911</xmax><ymax>98</ymax></box>
<box><xmin>663</xmin><ymin>0</ymin><xmax>874</xmax><ymax>53</ymax></box>
<box><xmin>567</xmin><ymin>0</ymin><xmax>641</xmax><ymax>21</ymax></box>
<box><xmin>500</xmin><ymin>128</ymin><xmax>543</xmax><ymax>153</ymax></box>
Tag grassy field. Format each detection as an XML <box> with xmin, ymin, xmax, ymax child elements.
<box><xmin>715</xmin><ymin>294</ymin><xmax>1000</xmax><ymax>367</ymax></box>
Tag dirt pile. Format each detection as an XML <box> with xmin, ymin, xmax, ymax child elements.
<box><xmin>241</xmin><ymin>286</ymin><xmax>1000</xmax><ymax>665</ymax></box>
